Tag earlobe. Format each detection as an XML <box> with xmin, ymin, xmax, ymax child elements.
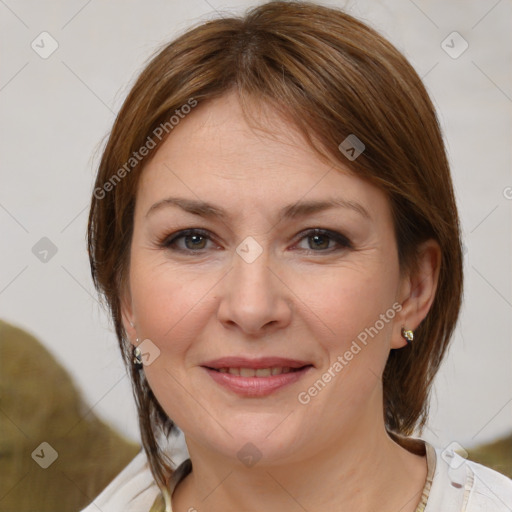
<box><xmin>391</xmin><ymin>239</ymin><xmax>441</xmax><ymax>349</ymax></box>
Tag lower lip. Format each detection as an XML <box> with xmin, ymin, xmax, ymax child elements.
<box><xmin>203</xmin><ymin>366</ymin><xmax>313</xmax><ymax>397</ymax></box>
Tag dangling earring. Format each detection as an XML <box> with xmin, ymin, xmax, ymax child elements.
<box><xmin>133</xmin><ymin>339</ymin><xmax>143</xmax><ymax>369</ymax></box>
<box><xmin>401</xmin><ymin>328</ymin><xmax>414</xmax><ymax>344</ymax></box>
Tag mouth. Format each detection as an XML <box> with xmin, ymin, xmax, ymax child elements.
<box><xmin>201</xmin><ymin>359</ymin><xmax>314</xmax><ymax>397</ymax></box>
<box><xmin>205</xmin><ymin>365</ymin><xmax>312</xmax><ymax>377</ymax></box>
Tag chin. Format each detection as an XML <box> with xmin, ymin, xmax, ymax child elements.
<box><xmin>197</xmin><ymin>418</ymin><xmax>307</xmax><ymax>467</ymax></box>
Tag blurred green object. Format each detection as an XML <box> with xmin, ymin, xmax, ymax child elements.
<box><xmin>0</xmin><ymin>319</ymin><xmax>140</xmax><ymax>512</ymax></box>
<box><xmin>467</xmin><ymin>434</ymin><xmax>512</xmax><ymax>479</ymax></box>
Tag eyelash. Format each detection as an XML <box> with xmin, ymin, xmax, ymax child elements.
<box><xmin>160</xmin><ymin>228</ymin><xmax>352</xmax><ymax>255</ymax></box>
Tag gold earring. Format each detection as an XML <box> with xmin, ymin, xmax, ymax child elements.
<box><xmin>401</xmin><ymin>328</ymin><xmax>414</xmax><ymax>344</ymax></box>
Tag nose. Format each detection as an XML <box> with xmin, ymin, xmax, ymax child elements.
<box><xmin>216</xmin><ymin>245</ymin><xmax>292</xmax><ymax>336</ymax></box>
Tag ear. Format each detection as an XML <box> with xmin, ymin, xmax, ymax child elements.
<box><xmin>391</xmin><ymin>239</ymin><xmax>441</xmax><ymax>349</ymax></box>
<box><xmin>120</xmin><ymin>283</ymin><xmax>137</xmax><ymax>347</ymax></box>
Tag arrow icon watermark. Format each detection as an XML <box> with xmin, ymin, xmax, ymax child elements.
<box><xmin>338</xmin><ymin>134</ymin><xmax>365</xmax><ymax>161</ymax></box>
<box><xmin>236</xmin><ymin>236</ymin><xmax>263</xmax><ymax>263</ymax></box>
<box><xmin>32</xmin><ymin>237</ymin><xmax>58</xmax><ymax>263</ymax></box>
<box><xmin>31</xmin><ymin>442</ymin><xmax>58</xmax><ymax>469</ymax></box>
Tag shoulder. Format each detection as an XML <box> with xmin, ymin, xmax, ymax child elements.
<box><xmin>79</xmin><ymin>430</ymin><xmax>191</xmax><ymax>512</ymax></box>
<box><xmin>79</xmin><ymin>429</ymin><xmax>189</xmax><ymax>512</ymax></box>
<box><xmin>427</xmin><ymin>443</ymin><xmax>512</xmax><ymax>512</ymax></box>
<box><xmin>464</xmin><ymin>457</ymin><xmax>512</xmax><ymax>511</ymax></box>
<box><xmin>79</xmin><ymin>449</ymin><xmax>160</xmax><ymax>512</ymax></box>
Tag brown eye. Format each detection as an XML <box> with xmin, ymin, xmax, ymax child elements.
<box><xmin>308</xmin><ymin>233</ymin><xmax>331</xmax><ymax>250</ymax></box>
<box><xmin>183</xmin><ymin>233</ymin><xmax>207</xmax><ymax>250</ymax></box>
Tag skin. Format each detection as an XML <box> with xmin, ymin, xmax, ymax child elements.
<box><xmin>122</xmin><ymin>91</ymin><xmax>441</xmax><ymax>512</ymax></box>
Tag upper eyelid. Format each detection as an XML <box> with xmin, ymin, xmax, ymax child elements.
<box><xmin>162</xmin><ymin>228</ymin><xmax>215</xmax><ymax>246</ymax></box>
<box><xmin>295</xmin><ymin>228</ymin><xmax>350</xmax><ymax>243</ymax></box>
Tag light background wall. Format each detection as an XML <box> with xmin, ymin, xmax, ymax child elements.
<box><xmin>1</xmin><ymin>0</ymin><xmax>511</xmax><ymax>455</ymax></box>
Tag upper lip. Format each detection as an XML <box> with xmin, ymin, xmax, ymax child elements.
<box><xmin>201</xmin><ymin>357</ymin><xmax>313</xmax><ymax>369</ymax></box>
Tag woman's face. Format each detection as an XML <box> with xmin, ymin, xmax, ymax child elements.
<box><xmin>123</xmin><ymin>91</ymin><xmax>412</xmax><ymax>465</ymax></box>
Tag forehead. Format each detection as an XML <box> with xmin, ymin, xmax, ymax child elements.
<box><xmin>148</xmin><ymin>92</ymin><xmax>324</xmax><ymax>179</ymax></box>
<box><xmin>136</xmin><ymin>91</ymin><xmax>390</xmax><ymax>221</ymax></box>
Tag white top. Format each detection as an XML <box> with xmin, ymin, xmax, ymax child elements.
<box><xmin>80</xmin><ymin>438</ymin><xmax>512</xmax><ymax>512</ymax></box>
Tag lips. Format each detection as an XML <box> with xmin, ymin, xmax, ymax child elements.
<box><xmin>215</xmin><ymin>367</ymin><xmax>301</xmax><ymax>377</ymax></box>
<box><xmin>201</xmin><ymin>356</ymin><xmax>314</xmax><ymax>397</ymax></box>
<box><xmin>201</xmin><ymin>356</ymin><xmax>313</xmax><ymax>370</ymax></box>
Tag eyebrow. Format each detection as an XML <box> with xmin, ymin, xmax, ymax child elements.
<box><xmin>146</xmin><ymin>196</ymin><xmax>370</xmax><ymax>221</ymax></box>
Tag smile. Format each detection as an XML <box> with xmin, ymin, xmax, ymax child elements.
<box><xmin>213</xmin><ymin>366</ymin><xmax>304</xmax><ymax>376</ymax></box>
<box><xmin>203</xmin><ymin>365</ymin><xmax>313</xmax><ymax>397</ymax></box>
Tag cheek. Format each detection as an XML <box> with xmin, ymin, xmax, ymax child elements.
<box><xmin>128</xmin><ymin>254</ymin><xmax>218</xmax><ymax>351</ymax></box>
<box><xmin>293</xmin><ymin>269</ymin><xmax>398</xmax><ymax>418</ymax></box>
<box><xmin>291</xmin><ymin>262</ymin><xmax>401</xmax><ymax>409</ymax></box>
<box><xmin>294</xmin><ymin>263</ymin><xmax>399</xmax><ymax>343</ymax></box>
<box><xmin>127</xmin><ymin>257</ymin><xmax>216</xmax><ymax>429</ymax></box>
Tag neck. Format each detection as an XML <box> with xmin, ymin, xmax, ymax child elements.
<box><xmin>171</xmin><ymin>418</ymin><xmax>427</xmax><ymax>512</ymax></box>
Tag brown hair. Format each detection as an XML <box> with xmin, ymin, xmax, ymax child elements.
<box><xmin>87</xmin><ymin>0</ymin><xmax>463</xmax><ymax>498</ymax></box>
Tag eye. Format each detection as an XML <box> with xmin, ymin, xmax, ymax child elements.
<box><xmin>160</xmin><ymin>227</ymin><xmax>351</xmax><ymax>255</ymax></box>
<box><xmin>294</xmin><ymin>228</ymin><xmax>352</xmax><ymax>252</ymax></box>
<box><xmin>161</xmin><ymin>228</ymin><xmax>217</xmax><ymax>252</ymax></box>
